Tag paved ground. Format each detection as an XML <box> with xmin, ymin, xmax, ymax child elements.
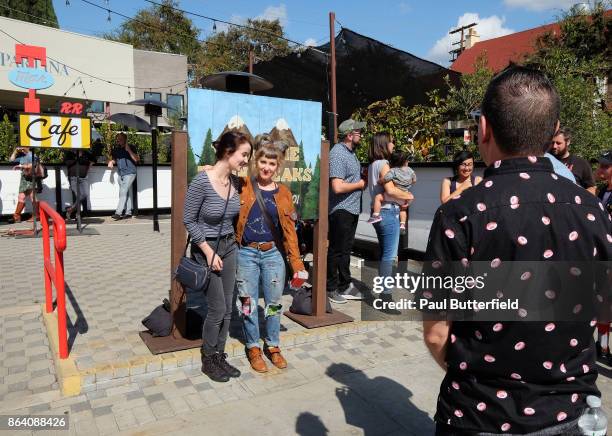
<box><xmin>1</xmin><ymin>217</ymin><xmax>611</xmax><ymax>435</ymax></box>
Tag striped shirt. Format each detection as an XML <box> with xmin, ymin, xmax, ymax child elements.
<box><xmin>183</xmin><ymin>172</ymin><xmax>240</xmax><ymax>244</ymax></box>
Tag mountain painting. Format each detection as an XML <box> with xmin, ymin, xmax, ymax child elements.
<box><xmin>187</xmin><ymin>88</ymin><xmax>323</xmax><ymax>219</ymax></box>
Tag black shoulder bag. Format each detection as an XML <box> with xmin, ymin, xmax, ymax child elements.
<box><xmin>175</xmin><ymin>180</ymin><xmax>232</xmax><ymax>292</ymax></box>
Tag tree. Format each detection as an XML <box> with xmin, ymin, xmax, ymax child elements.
<box><xmin>525</xmin><ymin>3</ymin><xmax>611</xmax><ymax>160</ymax></box>
<box><xmin>200</xmin><ymin>18</ymin><xmax>292</xmax><ymax>75</ymax></box>
<box><xmin>198</xmin><ymin>128</ymin><xmax>215</xmax><ymax>166</ymax></box>
<box><xmin>187</xmin><ymin>144</ymin><xmax>198</xmax><ymax>183</ymax></box>
<box><xmin>104</xmin><ymin>0</ymin><xmax>203</xmax><ymax>72</ymax></box>
<box><xmin>352</xmin><ymin>92</ymin><xmax>446</xmax><ymax>162</ymax></box>
<box><xmin>0</xmin><ymin>115</ymin><xmax>16</xmax><ymax>162</ymax></box>
<box><xmin>443</xmin><ymin>54</ymin><xmax>494</xmax><ymax>120</ymax></box>
<box><xmin>301</xmin><ymin>156</ymin><xmax>320</xmax><ymax>219</ymax></box>
<box><xmin>0</xmin><ymin>0</ymin><xmax>58</xmax><ymax>28</ymax></box>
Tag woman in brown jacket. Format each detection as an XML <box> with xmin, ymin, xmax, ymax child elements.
<box><xmin>235</xmin><ymin>135</ymin><xmax>308</xmax><ymax>373</ymax></box>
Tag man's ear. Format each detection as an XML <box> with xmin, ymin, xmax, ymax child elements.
<box><xmin>480</xmin><ymin>114</ymin><xmax>491</xmax><ymax>145</ymax></box>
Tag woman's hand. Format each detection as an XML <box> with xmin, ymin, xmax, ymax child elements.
<box><xmin>204</xmin><ymin>246</ymin><xmax>224</xmax><ymax>271</ymax></box>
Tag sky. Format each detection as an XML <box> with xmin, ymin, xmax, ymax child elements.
<box><xmin>51</xmin><ymin>0</ymin><xmax>584</xmax><ymax>67</ymax></box>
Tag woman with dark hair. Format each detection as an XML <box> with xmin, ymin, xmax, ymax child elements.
<box><xmin>235</xmin><ymin>134</ymin><xmax>307</xmax><ymax>373</ymax></box>
<box><xmin>183</xmin><ymin>131</ymin><xmax>252</xmax><ymax>383</ymax></box>
<box><xmin>366</xmin><ymin>132</ymin><xmax>414</xmax><ymax>299</ymax></box>
<box><xmin>440</xmin><ymin>150</ymin><xmax>482</xmax><ymax>203</ymax></box>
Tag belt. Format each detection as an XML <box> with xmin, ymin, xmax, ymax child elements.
<box><xmin>205</xmin><ymin>233</ymin><xmax>235</xmax><ymax>242</ymax></box>
<box><xmin>246</xmin><ymin>241</ymin><xmax>275</xmax><ymax>252</ymax></box>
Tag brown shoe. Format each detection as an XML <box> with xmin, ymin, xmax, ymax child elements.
<box><xmin>247</xmin><ymin>347</ymin><xmax>268</xmax><ymax>373</ymax></box>
<box><xmin>264</xmin><ymin>346</ymin><xmax>287</xmax><ymax>369</ymax></box>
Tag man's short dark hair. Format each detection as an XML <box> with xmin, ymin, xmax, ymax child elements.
<box><xmin>554</xmin><ymin>127</ymin><xmax>571</xmax><ymax>143</ymax></box>
<box><xmin>481</xmin><ymin>66</ymin><xmax>560</xmax><ymax>156</ymax></box>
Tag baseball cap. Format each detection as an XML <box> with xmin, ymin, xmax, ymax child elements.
<box><xmin>338</xmin><ymin>119</ymin><xmax>366</xmax><ymax>135</ymax></box>
<box><xmin>598</xmin><ymin>150</ymin><xmax>612</xmax><ymax>165</ymax></box>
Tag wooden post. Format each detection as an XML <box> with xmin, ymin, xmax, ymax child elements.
<box><xmin>248</xmin><ymin>48</ymin><xmax>254</xmax><ymax>74</ymax></box>
<box><xmin>284</xmin><ymin>140</ymin><xmax>353</xmax><ymax>328</ymax></box>
<box><xmin>311</xmin><ymin>140</ymin><xmax>330</xmax><ymax>316</ymax></box>
<box><xmin>329</xmin><ymin>12</ymin><xmax>338</xmax><ymax>144</ymax></box>
<box><xmin>139</xmin><ymin>131</ymin><xmax>205</xmax><ymax>353</ymax></box>
<box><xmin>170</xmin><ymin>131</ymin><xmax>188</xmax><ymax>338</ymax></box>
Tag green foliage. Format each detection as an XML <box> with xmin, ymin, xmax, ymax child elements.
<box><xmin>198</xmin><ymin>129</ymin><xmax>215</xmax><ymax>166</ymax></box>
<box><xmin>103</xmin><ymin>0</ymin><xmax>292</xmax><ymax>81</ymax></box>
<box><xmin>443</xmin><ymin>54</ymin><xmax>494</xmax><ymax>120</ymax></box>
<box><xmin>0</xmin><ymin>0</ymin><xmax>58</xmax><ymax>28</ymax></box>
<box><xmin>526</xmin><ymin>2</ymin><xmax>611</xmax><ymax>159</ymax></box>
<box><xmin>200</xmin><ymin>18</ymin><xmax>292</xmax><ymax>76</ymax></box>
<box><xmin>301</xmin><ymin>156</ymin><xmax>320</xmax><ymax>219</ymax></box>
<box><xmin>187</xmin><ymin>143</ymin><xmax>198</xmax><ymax>183</ymax></box>
<box><xmin>0</xmin><ymin>115</ymin><xmax>16</xmax><ymax>162</ymax></box>
<box><xmin>104</xmin><ymin>0</ymin><xmax>202</xmax><ymax>69</ymax></box>
<box><xmin>352</xmin><ymin>92</ymin><xmax>445</xmax><ymax>162</ymax></box>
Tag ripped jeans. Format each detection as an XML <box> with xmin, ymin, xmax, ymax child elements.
<box><xmin>236</xmin><ymin>246</ymin><xmax>285</xmax><ymax>349</ymax></box>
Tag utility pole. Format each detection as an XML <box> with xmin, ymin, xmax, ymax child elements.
<box><xmin>449</xmin><ymin>22</ymin><xmax>477</xmax><ymax>62</ymax></box>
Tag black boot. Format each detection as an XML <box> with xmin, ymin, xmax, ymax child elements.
<box><xmin>217</xmin><ymin>353</ymin><xmax>241</xmax><ymax>378</ymax></box>
<box><xmin>201</xmin><ymin>352</ymin><xmax>229</xmax><ymax>382</ymax></box>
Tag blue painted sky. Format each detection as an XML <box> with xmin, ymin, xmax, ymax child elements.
<box><xmin>52</xmin><ymin>0</ymin><xmax>580</xmax><ymax>66</ymax></box>
<box><xmin>188</xmin><ymin>89</ymin><xmax>322</xmax><ymax>166</ymax></box>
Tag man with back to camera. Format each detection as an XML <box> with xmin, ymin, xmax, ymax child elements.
<box><xmin>550</xmin><ymin>127</ymin><xmax>596</xmax><ymax>194</ymax></box>
<box><xmin>421</xmin><ymin>66</ymin><xmax>611</xmax><ymax>435</ymax></box>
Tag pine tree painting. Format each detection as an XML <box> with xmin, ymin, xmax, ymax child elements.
<box><xmin>198</xmin><ymin>128</ymin><xmax>215</xmax><ymax>166</ymax></box>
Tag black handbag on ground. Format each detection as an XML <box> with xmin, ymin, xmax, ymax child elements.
<box><xmin>175</xmin><ymin>180</ymin><xmax>232</xmax><ymax>292</ymax></box>
<box><xmin>290</xmin><ymin>286</ymin><xmax>332</xmax><ymax>315</ymax></box>
<box><xmin>142</xmin><ymin>299</ymin><xmax>172</xmax><ymax>337</ymax></box>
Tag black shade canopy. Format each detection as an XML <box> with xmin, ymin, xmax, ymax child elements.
<box><xmin>109</xmin><ymin>113</ymin><xmax>151</xmax><ymax>132</ymax></box>
<box><xmin>200</xmin><ymin>71</ymin><xmax>274</xmax><ymax>93</ymax></box>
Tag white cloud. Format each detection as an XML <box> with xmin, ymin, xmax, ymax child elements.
<box><xmin>304</xmin><ymin>38</ymin><xmax>318</xmax><ymax>47</ymax></box>
<box><xmin>399</xmin><ymin>2</ymin><xmax>411</xmax><ymax>14</ymax></box>
<box><xmin>426</xmin><ymin>13</ymin><xmax>515</xmax><ymax>66</ymax></box>
<box><xmin>256</xmin><ymin>4</ymin><xmax>288</xmax><ymax>27</ymax></box>
<box><xmin>504</xmin><ymin>0</ymin><xmax>576</xmax><ymax>12</ymax></box>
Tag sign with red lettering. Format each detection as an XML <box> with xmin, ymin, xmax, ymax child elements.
<box><xmin>59</xmin><ymin>102</ymin><xmax>84</xmax><ymax>115</ymax></box>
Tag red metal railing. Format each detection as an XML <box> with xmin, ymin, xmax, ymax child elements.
<box><xmin>39</xmin><ymin>201</ymin><xmax>68</xmax><ymax>359</ymax></box>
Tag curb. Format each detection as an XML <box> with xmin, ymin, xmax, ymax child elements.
<box><xmin>42</xmin><ymin>315</ymin><xmax>392</xmax><ymax>397</ymax></box>
<box><xmin>41</xmin><ymin>305</ymin><xmax>81</xmax><ymax>397</ymax></box>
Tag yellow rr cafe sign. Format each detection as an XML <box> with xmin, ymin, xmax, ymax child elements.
<box><xmin>19</xmin><ymin>114</ymin><xmax>91</xmax><ymax>149</ymax></box>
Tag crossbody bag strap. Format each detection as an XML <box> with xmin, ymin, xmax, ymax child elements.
<box><xmin>184</xmin><ymin>175</ymin><xmax>233</xmax><ymax>260</ymax></box>
<box><xmin>250</xmin><ymin>176</ymin><xmax>286</xmax><ymax>257</ymax></box>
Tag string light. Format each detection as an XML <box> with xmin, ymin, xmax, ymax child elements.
<box><xmin>212</xmin><ymin>21</ymin><xmax>217</xmax><ymax>32</ymax></box>
<box><xmin>107</xmin><ymin>9</ymin><xmax>111</xmax><ymax>22</ymax></box>
<box><xmin>65</xmin><ymin>0</ymin><xmax>70</xmax><ymax>5</ymax></box>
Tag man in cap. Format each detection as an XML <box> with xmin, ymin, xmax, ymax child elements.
<box><xmin>326</xmin><ymin>119</ymin><xmax>367</xmax><ymax>303</ymax></box>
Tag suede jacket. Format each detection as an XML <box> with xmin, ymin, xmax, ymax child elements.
<box><xmin>235</xmin><ymin>177</ymin><xmax>305</xmax><ymax>274</ymax></box>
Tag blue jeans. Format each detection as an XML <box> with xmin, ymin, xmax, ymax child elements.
<box><xmin>373</xmin><ymin>204</ymin><xmax>400</xmax><ymax>294</ymax></box>
<box><xmin>236</xmin><ymin>246</ymin><xmax>286</xmax><ymax>349</ymax></box>
<box><xmin>115</xmin><ymin>173</ymin><xmax>136</xmax><ymax>215</ymax></box>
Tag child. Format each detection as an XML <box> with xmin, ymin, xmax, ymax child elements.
<box><xmin>368</xmin><ymin>151</ymin><xmax>416</xmax><ymax>235</ymax></box>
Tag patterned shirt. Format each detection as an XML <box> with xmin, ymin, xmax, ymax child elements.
<box><xmin>329</xmin><ymin>142</ymin><xmax>362</xmax><ymax>215</ymax></box>
<box><xmin>243</xmin><ymin>188</ymin><xmax>279</xmax><ymax>244</ymax></box>
<box><xmin>423</xmin><ymin>157</ymin><xmax>612</xmax><ymax>434</ymax></box>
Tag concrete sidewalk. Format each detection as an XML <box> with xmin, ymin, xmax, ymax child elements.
<box><xmin>1</xmin><ymin>217</ymin><xmax>612</xmax><ymax>435</ymax></box>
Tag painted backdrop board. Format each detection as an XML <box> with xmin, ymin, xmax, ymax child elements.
<box><xmin>188</xmin><ymin>88</ymin><xmax>322</xmax><ymax>219</ymax></box>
